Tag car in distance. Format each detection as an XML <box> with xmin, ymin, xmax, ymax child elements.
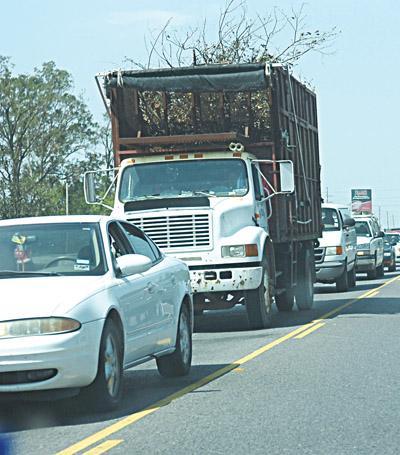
<box><xmin>315</xmin><ymin>203</ymin><xmax>357</xmax><ymax>291</ymax></box>
<box><xmin>354</xmin><ymin>215</ymin><xmax>385</xmax><ymax>279</ymax></box>
<box><xmin>0</xmin><ymin>216</ymin><xmax>193</xmax><ymax>410</ymax></box>
<box><xmin>383</xmin><ymin>239</ymin><xmax>396</xmax><ymax>272</ymax></box>
<box><xmin>384</xmin><ymin>232</ymin><xmax>400</xmax><ymax>259</ymax></box>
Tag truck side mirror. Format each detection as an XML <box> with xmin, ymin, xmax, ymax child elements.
<box><xmin>84</xmin><ymin>172</ymin><xmax>97</xmax><ymax>204</ymax></box>
<box><xmin>343</xmin><ymin>217</ymin><xmax>356</xmax><ymax>228</ymax></box>
<box><xmin>377</xmin><ymin>231</ymin><xmax>385</xmax><ymax>238</ymax></box>
<box><xmin>279</xmin><ymin>161</ymin><xmax>295</xmax><ymax>194</ymax></box>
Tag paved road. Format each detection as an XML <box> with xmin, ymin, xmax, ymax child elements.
<box><xmin>2</xmin><ymin>271</ymin><xmax>400</xmax><ymax>455</ymax></box>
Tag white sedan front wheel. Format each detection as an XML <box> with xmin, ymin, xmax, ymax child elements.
<box><xmin>156</xmin><ymin>305</ymin><xmax>192</xmax><ymax>377</ymax></box>
<box><xmin>82</xmin><ymin>318</ymin><xmax>123</xmax><ymax>411</ymax></box>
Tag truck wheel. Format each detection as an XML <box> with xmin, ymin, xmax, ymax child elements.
<box><xmin>367</xmin><ymin>256</ymin><xmax>377</xmax><ymax>279</ymax></box>
<box><xmin>275</xmin><ymin>290</ymin><xmax>295</xmax><ymax>312</ymax></box>
<box><xmin>245</xmin><ymin>259</ymin><xmax>272</xmax><ymax>329</ymax></box>
<box><xmin>296</xmin><ymin>247</ymin><xmax>314</xmax><ymax>310</ymax></box>
<box><xmin>376</xmin><ymin>263</ymin><xmax>384</xmax><ymax>278</ymax></box>
<box><xmin>347</xmin><ymin>266</ymin><xmax>356</xmax><ymax>288</ymax></box>
<box><xmin>336</xmin><ymin>263</ymin><xmax>349</xmax><ymax>292</ymax></box>
<box><xmin>156</xmin><ymin>305</ymin><xmax>192</xmax><ymax>377</ymax></box>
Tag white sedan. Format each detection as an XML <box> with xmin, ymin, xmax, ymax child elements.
<box><xmin>0</xmin><ymin>215</ymin><xmax>193</xmax><ymax>410</ymax></box>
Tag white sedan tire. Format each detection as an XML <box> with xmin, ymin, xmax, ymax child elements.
<box><xmin>156</xmin><ymin>305</ymin><xmax>192</xmax><ymax>377</ymax></box>
<box><xmin>82</xmin><ymin>318</ymin><xmax>123</xmax><ymax>411</ymax></box>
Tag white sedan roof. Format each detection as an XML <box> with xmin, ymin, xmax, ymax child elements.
<box><xmin>0</xmin><ymin>215</ymin><xmax>113</xmax><ymax>227</ymax></box>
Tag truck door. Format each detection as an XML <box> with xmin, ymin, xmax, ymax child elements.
<box><xmin>251</xmin><ymin>163</ymin><xmax>269</xmax><ymax>232</ymax></box>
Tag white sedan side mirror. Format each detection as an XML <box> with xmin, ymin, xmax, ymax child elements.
<box><xmin>116</xmin><ymin>254</ymin><xmax>152</xmax><ymax>276</ymax></box>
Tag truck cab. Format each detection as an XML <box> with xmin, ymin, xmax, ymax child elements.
<box><xmin>314</xmin><ymin>203</ymin><xmax>357</xmax><ymax>291</ymax></box>
<box><xmin>111</xmin><ymin>150</ymin><xmax>287</xmax><ymax>311</ymax></box>
<box><xmin>354</xmin><ymin>215</ymin><xmax>385</xmax><ymax>279</ymax></box>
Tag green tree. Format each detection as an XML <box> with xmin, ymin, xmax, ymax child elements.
<box><xmin>0</xmin><ymin>57</ymin><xmax>98</xmax><ymax>219</ymax></box>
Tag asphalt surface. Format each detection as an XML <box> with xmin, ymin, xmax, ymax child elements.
<box><xmin>2</xmin><ymin>270</ymin><xmax>400</xmax><ymax>455</ymax></box>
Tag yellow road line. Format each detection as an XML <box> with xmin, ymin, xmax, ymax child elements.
<box><xmin>367</xmin><ymin>291</ymin><xmax>380</xmax><ymax>298</ymax></box>
<box><xmin>83</xmin><ymin>440</ymin><xmax>123</xmax><ymax>455</ymax></box>
<box><xmin>56</xmin><ymin>274</ymin><xmax>400</xmax><ymax>455</ymax></box>
<box><xmin>294</xmin><ymin>322</ymin><xmax>326</xmax><ymax>339</ymax></box>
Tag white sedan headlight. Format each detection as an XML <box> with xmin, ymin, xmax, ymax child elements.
<box><xmin>0</xmin><ymin>317</ymin><xmax>81</xmax><ymax>339</ymax></box>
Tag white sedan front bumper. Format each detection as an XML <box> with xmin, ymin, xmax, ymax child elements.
<box><xmin>0</xmin><ymin>319</ymin><xmax>103</xmax><ymax>393</ymax></box>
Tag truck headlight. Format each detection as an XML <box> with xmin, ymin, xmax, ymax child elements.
<box><xmin>325</xmin><ymin>246</ymin><xmax>343</xmax><ymax>255</ymax></box>
<box><xmin>221</xmin><ymin>244</ymin><xmax>258</xmax><ymax>258</ymax></box>
<box><xmin>0</xmin><ymin>317</ymin><xmax>81</xmax><ymax>339</ymax></box>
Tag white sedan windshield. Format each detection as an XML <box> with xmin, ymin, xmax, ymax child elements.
<box><xmin>0</xmin><ymin>222</ymin><xmax>106</xmax><ymax>276</ymax></box>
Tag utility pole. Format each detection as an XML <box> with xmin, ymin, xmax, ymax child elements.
<box><xmin>378</xmin><ymin>206</ymin><xmax>381</xmax><ymax>225</ymax></box>
<box><xmin>392</xmin><ymin>214</ymin><xmax>395</xmax><ymax>229</ymax></box>
<box><xmin>387</xmin><ymin>211</ymin><xmax>390</xmax><ymax>230</ymax></box>
<box><xmin>65</xmin><ymin>183</ymin><xmax>69</xmax><ymax>215</ymax></box>
<box><xmin>325</xmin><ymin>187</ymin><xmax>329</xmax><ymax>203</ymax></box>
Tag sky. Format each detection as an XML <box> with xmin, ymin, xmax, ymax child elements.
<box><xmin>1</xmin><ymin>0</ymin><xmax>399</xmax><ymax>228</ymax></box>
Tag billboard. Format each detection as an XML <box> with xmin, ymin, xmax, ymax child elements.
<box><xmin>351</xmin><ymin>189</ymin><xmax>372</xmax><ymax>214</ymax></box>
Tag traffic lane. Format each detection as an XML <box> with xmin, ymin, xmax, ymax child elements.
<box><xmin>5</xmin><ymin>274</ymin><xmax>398</xmax><ymax>454</ymax></box>
<box><xmin>83</xmin><ymin>273</ymin><xmax>400</xmax><ymax>455</ymax></box>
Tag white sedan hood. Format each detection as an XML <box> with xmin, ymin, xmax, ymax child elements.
<box><xmin>0</xmin><ymin>275</ymin><xmax>107</xmax><ymax>321</ymax></box>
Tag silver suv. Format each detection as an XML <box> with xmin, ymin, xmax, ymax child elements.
<box><xmin>354</xmin><ymin>215</ymin><xmax>385</xmax><ymax>279</ymax></box>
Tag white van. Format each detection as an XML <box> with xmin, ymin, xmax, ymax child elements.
<box><xmin>354</xmin><ymin>215</ymin><xmax>385</xmax><ymax>279</ymax></box>
<box><xmin>315</xmin><ymin>203</ymin><xmax>357</xmax><ymax>291</ymax></box>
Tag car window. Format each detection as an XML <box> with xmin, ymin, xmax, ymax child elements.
<box><xmin>108</xmin><ymin>222</ymin><xmax>133</xmax><ymax>259</ymax></box>
<box><xmin>355</xmin><ymin>221</ymin><xmax>372</xmax><ymax>237</ymax></box>
<box><xmin>0</xmin><ymin>222</ymin><xmax>107</xmax><ymax>276</ymax></box>
<box><xmin>322</xmin><ymin>208</ymin><xmax>340</xmax><ymax>231</ymax></box>
<box><xmin>119</xmin><ymin>222</ymin><xmax>159</xmax><ymax>262</ymax></box>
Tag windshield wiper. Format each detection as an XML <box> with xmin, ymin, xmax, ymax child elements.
<box><xmin>191</xmin><ymin>190</ymin><xmax>217</xmax><ymax>198</ymax></box>
<box><xmin>0</xmin><ymin>271</ymin><xmax>62</xmax><ymax>278</ymax></box>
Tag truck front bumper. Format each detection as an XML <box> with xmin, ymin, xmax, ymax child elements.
<box><xmin>355</xmin><ymin>254</ymin><xmax>375</xmax><ymax>272</ymax></box>
<box><xmin>189</xmin><ymin>264</ymin><xmax>263</xmax><ymax>293</ymax></box>
<box><xmin>315</xmin><ymin>260</ymin><xmax>346</xmax><ymax>283</ymax></box>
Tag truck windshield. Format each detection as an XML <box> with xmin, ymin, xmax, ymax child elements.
<box><xmin>322</xmin><ymin>208</ymin><xmax>340</xmax><ymax>231</ymax></box>
<box><xmin>355</xmin><ymin>221</ymin><xmax>372</xmax><ymax>237</ymax></box>
<box><xmin>119</xmin><ymin>159</ymin><xmax>249</xmax><ymax>202</ymax></box>
<box><xmin>0</xmin><ymin>222</ymin><xmax>106</xmax><ymax>277</ymax></box>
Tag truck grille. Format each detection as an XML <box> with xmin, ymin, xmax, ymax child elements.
<box><xmin>129</xmin><ymin>213</ymin><xmax>211</xmax><ymax>250</ymax></box>
<box><xmin>314</xmin><ymin>247</ymin><xmax>325</xmax><ymax>264</ymax></box>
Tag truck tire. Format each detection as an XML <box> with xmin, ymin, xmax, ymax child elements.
<box><xmin>347</xmin><ymin>266</ymin><xmax>356</xmax><ymax>288</ymax></box>
<box><xmin>336</xmin><ymin>262</ymin><xmax>349</xmax><ymax>292</ymax></box>
<box><xmin>296</xmin><ymin>247</ymin><xmax>314</xmax><ymax>310</ymax></box>
<box><xmin>245</xmin><ymin>257</ymin><xmax>272</xmax><ymax>329</ymax></box>
<box><xmin>388</xmin><ymin>257</ymin><xmax>396</xmax><ymax>272</ymax></box>
<box><xmin>275</xmin><ymin>290</ymin><xmax>295</xmax><ymax>312</ymax></box>
<box><xmin>367</xmin><ymin>255</ymin><xmax>377</xmax><ymax>279</ymax></box>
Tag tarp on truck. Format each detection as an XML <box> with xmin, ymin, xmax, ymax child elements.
<box><xmin>103</xmin><ymin>63</ymin><xmax>268</xmax><ymax>93</ymax></box>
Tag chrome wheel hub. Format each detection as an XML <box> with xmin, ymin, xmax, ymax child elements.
<box><xmin>179</xmin><ymin>311</ymin><xmax>191</xmax><ymax>365</ymax></box>
<box><xmin>104</xmin><ymin>334</ymin><xmax>120</xmax><ymax>398</ymax></box>
<box><xmin>263</xmin><ymin>270</ymin><xmax>271</xmax><ymax>313</ymax></box>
